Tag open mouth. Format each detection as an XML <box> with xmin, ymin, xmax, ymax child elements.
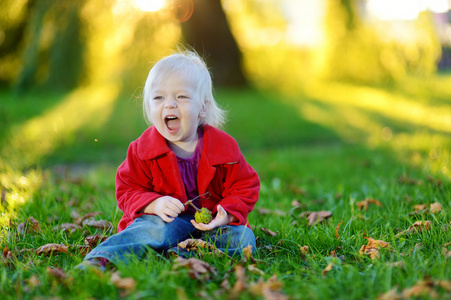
<box><xmin>165</xmin><ymin>115</ymin><xmax>180</xmax><ymax>132</ymax></box>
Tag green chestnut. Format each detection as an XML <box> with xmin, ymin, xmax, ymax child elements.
<box><xmin>195</xmin><ymin>207</ymin><xmax>213</xmax><ymax>224</ymax></box>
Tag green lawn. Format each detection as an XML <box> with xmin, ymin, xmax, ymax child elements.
<box><xmin>1</xmin><ymin>76</ymin><xmax>450</xmax><ymax>299</ymax></box>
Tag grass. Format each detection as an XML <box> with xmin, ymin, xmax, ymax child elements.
<box><xmin>0</xmin><ymin>74</ymin><xmax>450</xmax><ymax>299</ymax></box>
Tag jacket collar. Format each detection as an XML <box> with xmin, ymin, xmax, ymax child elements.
<box><xmin>136</xmin><ymin>125</ymin><xmax>240</xmax><ymax>165</ymax></box>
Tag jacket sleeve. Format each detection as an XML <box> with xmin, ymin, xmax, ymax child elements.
<box><xmin>218</xmin><ymin>154</ymin><xmax>260</xmax><ymax>227</ymax></box>
<box><xmin>116</xmin><ymin>141</ymin><xmax>162</xmax><ymax>221</ymax></box>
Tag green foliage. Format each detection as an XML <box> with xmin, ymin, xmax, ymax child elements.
<box><xmin>321</xmin><ymin>0</ymin><xmax>441</xmax><ymax>83</ymax></box>
<box><xmin>14</xmin><ymin>1</ymin><xmax>87</xmax><ymax>91</ymax></box>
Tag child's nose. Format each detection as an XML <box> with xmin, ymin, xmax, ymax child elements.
<box><xmin>164</xmin><ymin>97</ymin><xmax>178</xmax><ymax>108</ymax></box>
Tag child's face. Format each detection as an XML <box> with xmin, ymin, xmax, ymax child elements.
<box><xmin>149</xmin><ymin>71</ymin><xmax>206</xmax><ymax>148</ymax></box>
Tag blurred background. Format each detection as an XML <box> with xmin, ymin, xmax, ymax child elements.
<box><xmin>1</xmin><ymin>0</ymin><xmax>450</xmax><ymax>92</ymax></box>
<box><xmin>0</xmin><ymin>0</ymin><xmax>450</xmax><ymax>178</ymax></box>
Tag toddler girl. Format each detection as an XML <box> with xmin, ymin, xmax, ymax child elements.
<box><xmin>80</xmin><ymin>51</ymin><xmax>260</xmax><ymax>270</ymax></box>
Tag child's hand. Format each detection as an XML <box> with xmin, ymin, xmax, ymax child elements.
<box><xmin>143</xmin><ymin>196</ymin><xmax>184</xmax><ymax>223</ymax></box>
<box><xmin>190</xmin><ymin>205</ymin><xmax>235</xmax><ymax>231</ymax></box>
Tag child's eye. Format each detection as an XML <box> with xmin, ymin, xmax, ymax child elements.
<box><xmin>153</xmin><ymin>96</ymin><xmax>163</xmax><ymax>100</ymax></box>
<box><xmin>178</xmin><ymin>95</ymin><xmax>189</xmax><ymax>99</ymax></box>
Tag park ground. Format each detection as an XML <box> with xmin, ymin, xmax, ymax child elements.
<box><xmin>1</xmin><ymin>75</ymin><xmax>451</xmax><ymax>299</ymax></box>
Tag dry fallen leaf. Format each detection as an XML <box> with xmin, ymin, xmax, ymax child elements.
<box><xmin>177</xmin><ymin>238</ymin><xmax>225</xmax><ymax>256</ymax></box>
<box><xmin>356</xmin><ymin>199</ymin><xmax>383</xmax><ymax>211</ymax></box>
<box><xmin>242</xmin><ymin>245</ymin><xmax>260</xmax><ymax>264</ymax></box>
<box><xmin>25</xmin><ymin>274</ymin><xmax>40</xmax><ymax>288</ymax></box>
<box><xmin>18</xmin><ymin>216</ymin><xmax>41</xmax><ymax>235</ymax></box>
<box><xmin>335</xmin><ymin>221</ymin><xmax>343</xmax><ymax>240</ymax></box>
<box><xmin>46</xmin><ymin>266</ymin><xmax>72</xmax><ymax>286</ymax></box>
<box><xmin>322</xmin><ymin>262</ymin><xmax>334</xmax><ymax>276</ymax></box>
<box><xmin>82</xmin><ymin>218</ymin><xmax>113</xmax><ymax>231</ymax></box>
<box><xmin>365</xmin><ymin>237</ymin><xmax>390</xmax><ymax>248</ymax></box>
<box><xmin>386</xmin><ymin>261</ymin><xmax>405</xmax><ymax>269</ymax></box>
<box><xmin>395</xmin><ymin>221</ymin><xmax>432</xmax><ymax>238</ymax></box>
<box><xmin>174</xmin><ymin>257</ymin><xmax>218</xmax><ymax>281</ymax></box>
<box><xmin>299</xmin><ymin>245</ymin><xmax>309</xmax><ymax>255</ymax></box>
<box><xmin>359</xmin><ymin>237</ymin><xmax>389</xmax><ymax>260</ymax></box>
<box><xmin>430</xmin><ymin>202</ymin><xmax>442</xmax><ymax>214</ymax></box>
<box><xmin>53</xmin><ymin>223</ymin><xmax>82</xmax><ymax>233</ymax></box>
<box><xmin>36</xmin><ymin>244</ymin><xmax>68</xmax><ymax>256</ymax></box>
<box><xmin>248</xmin><ymin>274</ymin><xmax>287</xmax><ymax>300</ymax></box>
<box><xmin>299</xmin><ymin>211</ymin><xmax>332</xmax><ymax>226</ymax></box>
<box><xmin>377</xmin><ymin>277</ymin><xmax>451</xmax><ymax>299</ymax></box>
<box><xmin>261</xmin><ymin>227</ymin><xmax>278</xmax><ymax>237</ymax></box>
<box><xmin>110</xmin><ymin>272</ymin><xmax>136</xmax><ymax>290</ymax></box>
<box><xmin>230</xmin><ymin>264</ymin><xmax>247</xmax><ymax>298</ymax></box>
<box><xmin>256</xmin><ymin>208</ymin><xmax>286</xmax><ymax>216</ymax></box>
<box><xmin>377</xmin><ymin>286</ymin><xmax>399</xmax><ymax>300</ymax></box>
<box><xmin>248</xmin><ymin>264</ymin><xmax>265</xmax><ymax>276</ymax></box>
<box><xmin>398</xmin><ymin>174</ymin><xmax>422</xmax><ymax>185</ymax></box>
<box><xmin>85</xmin><ymin>234</ymin><xmax>108</xmax><ymax>248</ymax></box>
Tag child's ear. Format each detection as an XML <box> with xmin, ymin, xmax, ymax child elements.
<box><xmin>199</xmin><ymin>100</ymin><xmax>209</xmax><ymax>118</ymax></box>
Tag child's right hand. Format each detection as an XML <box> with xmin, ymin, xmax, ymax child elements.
<box><xmin>143</xmin><ymin>196</ymin><xmax>185</xmax><ymax>223</ymax></box>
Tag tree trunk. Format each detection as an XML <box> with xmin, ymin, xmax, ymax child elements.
<box><xmin>179</xmin><ymin>0</ymin><xmax>247</xmax><ymax>87</ymax></box>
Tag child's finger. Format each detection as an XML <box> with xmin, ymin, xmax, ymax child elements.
<box><xmin>168</xmin><ymin>197</ymin><xmax>185</xmax><ymax>211</ymax></box>
<box><xmin>166</xmin><ymin>201</ymin><xmax>183</xmax><ymax>214</ymax></box>
<box><xmin>161</xmin><ymin>214</ymin><xmax>175</xmax><ymax>223</ymax></box>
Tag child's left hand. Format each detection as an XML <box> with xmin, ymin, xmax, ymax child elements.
<box><xmin>190</xmin><ymin>205</ymin><xmax>234</xmax><ymax>231</ymax></box>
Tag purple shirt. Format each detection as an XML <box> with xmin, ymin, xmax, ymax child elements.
<box><xmin>176</xmin><ymin>127</ymin><xmax>204</xmax><ymax>213</ymax></box>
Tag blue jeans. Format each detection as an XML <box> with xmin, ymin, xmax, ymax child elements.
<box><xmin>84</xmin><ymin>214</ymin><xmax>256</xmax><ymax>266</ymax></box>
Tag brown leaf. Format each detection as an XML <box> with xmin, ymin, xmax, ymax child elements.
<box><xmin>230</xmin><ymin>265</ymin><xmax>247</xmax><ymax>296</ymax></box>
<box><xmin>410</xmin><ymin>221</ymin><xmax>432</xmax><ymax>233</ymax></box>
<box><xmin>299</xmin><ymin>245</ymin><xmax>309</xmax><ymax>255</ymax></box>
<box><xmin>174</xmin><ymin>257</ymin><xmax>217</xmax><ymax>281</ymax></box>
<box><xmin>430</xmin><ymin>202</ymin><xmax>442</xmax><ymax>214</ymax></box>
<box><xmin>248</xmin><ymin>264</ymin><xmax>265</xmax><ymax>276</ymax></box>
<box><xmin>386</xmin><ymin>261</ymin><xmax>406</xmax><ymax>269</ymax></box>
<box><xmin>359</xmin><ymin>237</ymin><xmax>389</xmax><ymax>259</ymax></box>
<box><xmin>257</xmin><ymin>207</ymin><xmax>272</xmax><ymax>215</ymax></box>
<box><xmin>46</xmin><ymin>266</ymin><xmax>72</xmax><ymax>286</ymax></box>
<box><xmin>401</xmin><ymin>278</ymin><xmax>438</xmax><ymax>299</ymax></box>
<box><xmin>395</xmin><ymin>221</ymin><xmax>432</xmax><ymax>238</ymax></box>
<box><xmin>248</xmin><ymin>274</ymin><xmax>287</xmax><ymax>300</ymax></box>
<box><xmin>335</xmin><ymin>221</ymin><xmax>343</xmax><ymax>240</ymax></box>
<box><xmin>53</xmin><ymin>223</ymin><xmax>83</xmax><ymax>233</ymax></box>
<box><xmin>242</xmin><ymin>244</ymin><xmax>259</xmax><ymax>264</ymax></box>
<box><xmin>18</xmin><ymin>216</ymin><xmax>41</xmax><ymax>235</ymax></box>
<box><xmin>398</xmin><ymin>174</ymin><xmax>422</xmax><ymax>185</ymax></box>
<box><xmin>36</xmin><ymin>244</ymin><xmax>68</xmax><ymax>256</ymax></box>
<box><xmin>256</xmin><ymin>208</ymin><xmax>286</xmax><ymax>216</ymax></box>
<box><xmin>261</xmin><ymin>227</ymin><xmax>278</xmax><ymax>237</ymax></box>
<box><xmin>322</xmin><ymin>262</ymin><xmax>334</xmax><ymax>276</ymax></box>
<box><xmin>377</xmin><ymin>287</ymin><xmax>399</xmax><ymax>300</ymax></box>
<box><xmin>1</xmin><ymin>247</ymin><xmax>14</xmax><ymax>269</ymax></box>
<box><xmin>81</xmin><ymin>211</ymin><xmax>103</xmax><ymax>222</ymax></box>
<box><xmin>85</xmin><ymin>234</ymin><xmax>108</xmax><ymax>248</ymax></box>
<box><xmin>82</xmin><ymin>218</ymin><xmax>113</xmax><ymax>231</ymax></box>
<box><xmin>357</xmin><ymin>198</ymin><xmax>383</xmax><ymax>211</ymax></box>
<box><xmin>177</xmin><ymin>238</ymin><xmax>224</xmax><ymax>256</ymax></box>
<box><xmin>70</xmin><ymin>210</ymin><xmax>82</xmax><ymax>225</ymax></box>
<box><xmin>300</xmin><ymin>211</ymin><xmax>332</xmax><ymax>226</ymax></box>
<box><xmin>413</xmin><ymin>204</ymin><xmax>428</xmax><ymax>212</ymax></box>
<box><xmin>26</xmin><ymin>274</ymin><xmax>40</xmax><ymax>288</ymax></box>
<box><xmin>110</xmin><ymin>271</ymin><xmax>136</xmax><ymax>290</ymax></box>
<box><xmin>365</xmin><ymin>237</ymin><xmax>390</xmax><ymax>249</ymax></box>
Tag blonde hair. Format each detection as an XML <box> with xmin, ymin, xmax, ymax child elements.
<box><xmin>143</xmin><ymin>50</ymin><xmax>227</xmax><ymax>128</ymax></box>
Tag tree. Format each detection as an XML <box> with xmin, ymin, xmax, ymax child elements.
<box><xmin>179</xmin><ymin>0</ymin><xmax>247</xmax><ymax>87</ymax></box>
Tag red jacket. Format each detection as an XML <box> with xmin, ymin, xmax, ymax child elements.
<box><xmin>115</xmin><ymin>125</ymin><xmax>260</xmax><ymax>232</ymax></box>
